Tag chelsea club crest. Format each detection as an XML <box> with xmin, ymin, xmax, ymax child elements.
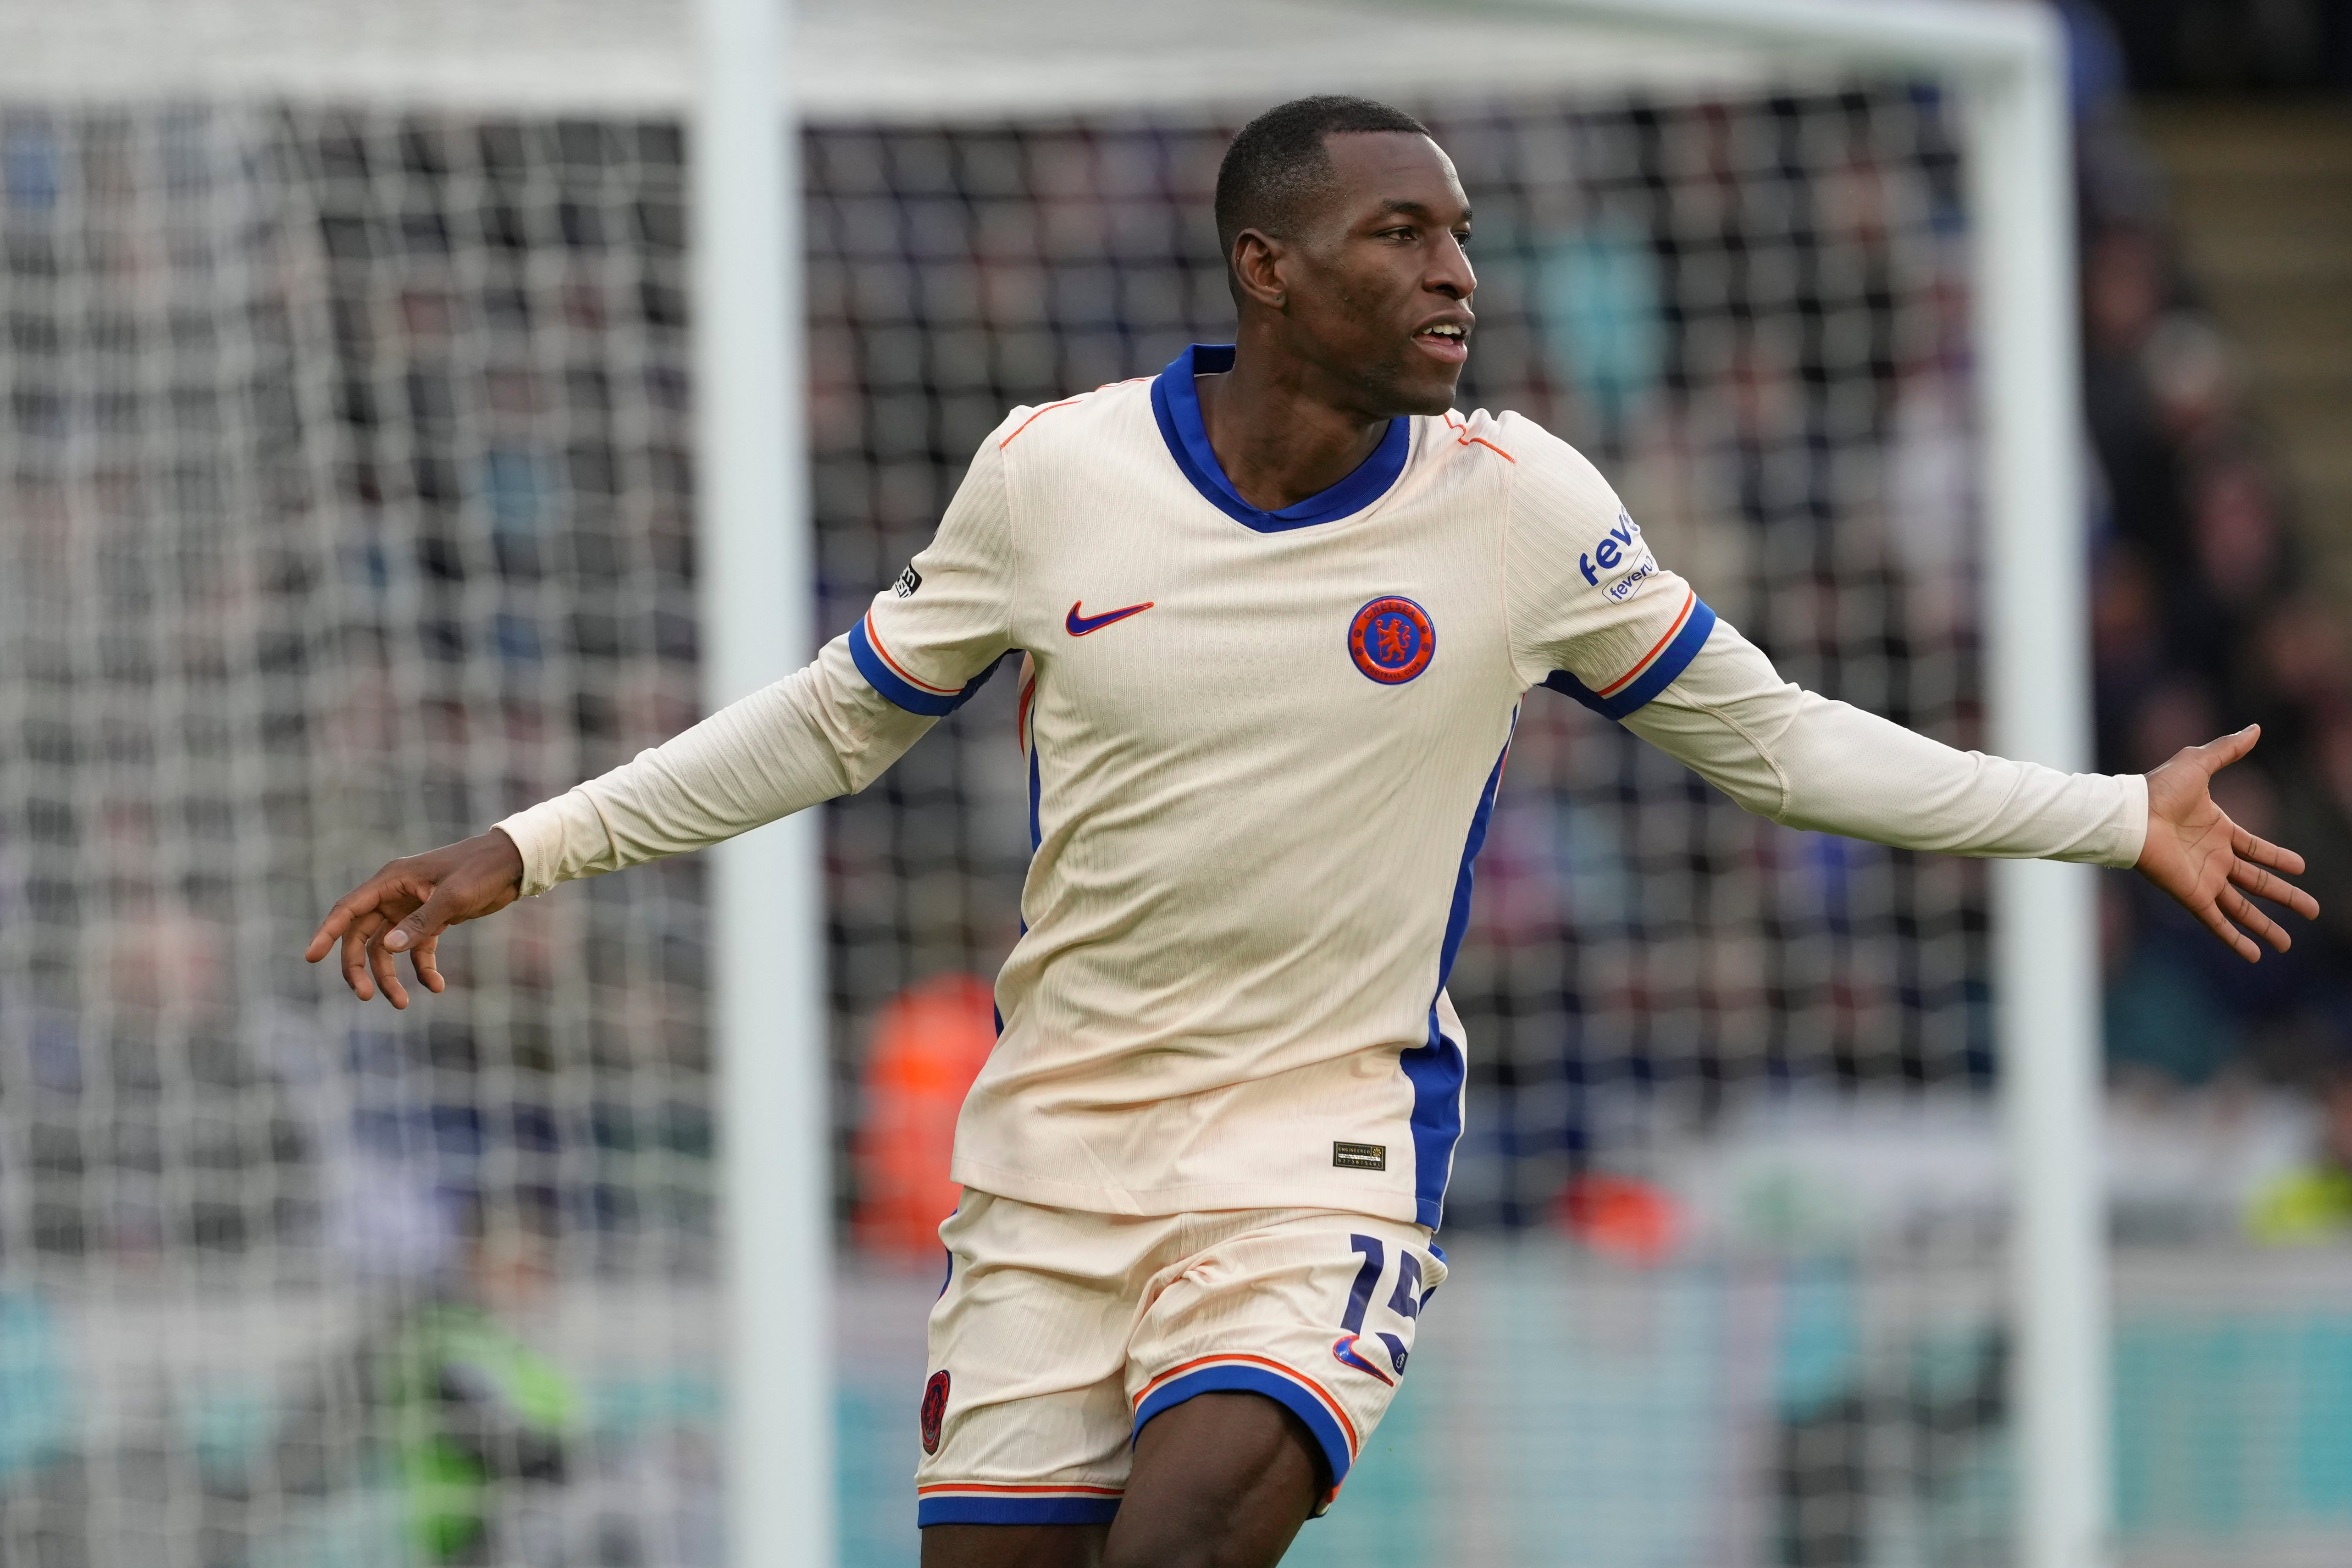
<box><xmin>1348</xmin><ymin>595</ymin><xmax>1435</xmax><ymax>685</ymax></box>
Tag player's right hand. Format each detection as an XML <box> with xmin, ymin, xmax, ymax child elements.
<box><xmin>304</xmin><ymin>830</ymin><xmax>526</xmax><ymax>1008</ymax></box>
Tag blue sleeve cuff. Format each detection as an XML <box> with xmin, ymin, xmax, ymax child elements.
<box><xmin>848</xmin><ymin>615</ymin><xmax>1002</xmax><ymax>717</ymax></box>
<box><xmin>1543</xmin><ymin>594</ymin><xmax>1716</xmax><ymax>721</ymax></box>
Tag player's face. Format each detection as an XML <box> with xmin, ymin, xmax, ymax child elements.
<box><xmin>1288</xmin><ymin>132</ymin><xmax>1476</xmax><ymax>417</ymax></box>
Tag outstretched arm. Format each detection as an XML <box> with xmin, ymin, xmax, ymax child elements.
<box><xmin>307</xmin><ymin>403</ymin><xmax>1024</xmax><ymax>1008</ymax></box>
<box><xmin>1618</xmin><ymin>623</ymin><xmax>2318</xmax><ymax>960</ymax></box>
<box><xmin>304</xmin><ymin>635</ymin><xmax>938</xmax><ymax>1008</ymax></box>
<box><xmin>1483</xmin><ymin>416</ymin><xmax>2316</xmax><ymax>961</ymax></box>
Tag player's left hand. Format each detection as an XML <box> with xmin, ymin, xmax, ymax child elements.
<box><xmin>2137</xmin><ymin>725</ymin><xmax>2320</xmax><ymax>962</ymax></box>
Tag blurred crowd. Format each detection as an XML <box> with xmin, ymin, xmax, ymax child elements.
<box><xmin>2082</xmin><ymin>0</ymin><xmax>2352</xmax><ymax>93</ymax></box>
<box><xmin>2064</xmin><ymin>6</ymin><xmax>2352</xmax><ymax>1116</ymax></box>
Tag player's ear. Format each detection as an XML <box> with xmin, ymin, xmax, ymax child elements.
<box><xmin>1229</xmin><ymin>228</ymin><xmax>1287</xmax><ymax>310</ymax></box>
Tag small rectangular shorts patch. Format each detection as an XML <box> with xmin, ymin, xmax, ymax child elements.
<box><xmin>1331</xmin><ymin>1141</ymin><xmax>1387</xmax><ymax>1172</ymax></box>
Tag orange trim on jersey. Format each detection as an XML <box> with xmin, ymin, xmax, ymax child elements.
<box><xmin>861</xmin><ymin>612</ymin><xmax>962</xmax><ymax>697</ymax></box>
<box><xmin>917</xmin><ymin>1482</ymin><xmax>1127</xmax><ymax>1497</ymax></box>
<box><xmin>1016</xmin><ymin>661</ymin><xmax>1037</xmax><ymax>754</ymax></box>
<box><xmin>999</xmin><ymin>399</ymin><xmax>1085</xmax><ymax>448</ymax></box>
<box><xmin>1442</xmin><ymin>410</ymin><xmax>1515</xmax><ymax>462</ymax></box>
<box><xmin>1594</xmin><ymin>587</ymin><xmax>1697</xmax><ymax>698</ymax></box>
<box><xmin>1133</xmin><ymin>1354</ymin><xmax>1360</xmax><ymax>1454</ymax></box>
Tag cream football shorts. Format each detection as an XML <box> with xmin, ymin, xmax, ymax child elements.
<box><xmin>913</xmin><ymin>1191</ymin><xmax>1447</xmax><ymax>1528</ymax></box>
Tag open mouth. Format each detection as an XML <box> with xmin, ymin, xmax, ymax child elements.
<box><xmin>1414</xmin><ymin>321</ymin><xmax>1469</xmax><ymax>363</ymax></box>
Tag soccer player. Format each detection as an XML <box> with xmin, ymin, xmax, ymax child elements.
<box><xmin>306</xmin><ymin>97</ymin><xmax>2319</xmax><ymax>1568</ymax></box>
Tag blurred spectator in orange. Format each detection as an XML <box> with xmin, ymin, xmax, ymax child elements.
<box><xmin>1553</xmin><ymin>1172</ymin><xmax>1684</xmax><ymax>1268</ymax></box>
<box><xmin>852</xmin><ymin>974</ymin><xmax>998</xmax><ymax>1256</ymax></box>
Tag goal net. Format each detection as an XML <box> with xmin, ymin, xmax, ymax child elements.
<box><xmin>0</xmin><ymin>5</ymin><xmax>2318</xmax><ymax>1568</ymax></box>
<box><xmin>815</xmin><ymin>86</ymin><xmax>2009</xmax><ymax>1568</ymax></box>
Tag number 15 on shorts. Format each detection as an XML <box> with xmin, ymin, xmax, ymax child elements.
<box><xmin>1333</xmin><ymin>1234</ymin><xmax>1434</xmax><ymax>1384</ymax></box>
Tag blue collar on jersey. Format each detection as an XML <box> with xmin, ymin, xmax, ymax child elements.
<box><xmin>1150</xmin><ymin>344</ymin><xmax>1410</xmax><ymax>532</ymax></box>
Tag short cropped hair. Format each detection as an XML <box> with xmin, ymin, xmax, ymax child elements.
<box><xmin>1213</xmin><ymin>95</ymin><xmax>1431</xmax><ymax>263</ymax></box>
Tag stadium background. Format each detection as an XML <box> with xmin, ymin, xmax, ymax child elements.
<box><xmin>2</xmin><ymin>1</ymin><xmax>2351</xmax><ymax>1565</ymax></box>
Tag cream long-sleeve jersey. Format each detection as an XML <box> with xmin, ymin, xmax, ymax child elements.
<box><xmin>498</xmin><ymin>345</ymin><xmax>2146</xmax><ymax>1229</ymax></box>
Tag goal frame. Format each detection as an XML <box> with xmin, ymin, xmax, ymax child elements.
<box><xmin>692</xmin><ymin>1</ymin><xmax>832</xmax><ymax>1566</ymax></box>
<box><xmin>703</xmin><ymin>2</ymin><xmax>2098</xmax><ymax>1565</ymax></box>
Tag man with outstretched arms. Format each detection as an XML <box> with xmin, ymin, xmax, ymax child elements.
<box><xmin>309</xmin><ymin>98</ymin><xmax>2319</xmax><ymax>1568</ymax></box>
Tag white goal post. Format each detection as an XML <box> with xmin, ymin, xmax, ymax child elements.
<box><xmin>698</xmin><ymin>3</ymin><xmax>2098</xmax><ymax>1566</ymax></box>
<box><xmin>691</xmin><ymin>4</ymin><xmax>831</xmax><ymax>1568</ymax></box>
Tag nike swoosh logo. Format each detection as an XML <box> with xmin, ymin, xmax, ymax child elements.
<box><xmin>1065</xmin><ymin>600</ymin><xmax>1154</xmax><ymax>637</ymax></box>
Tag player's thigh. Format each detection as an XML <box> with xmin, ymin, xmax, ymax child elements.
<box><xmin>920</xmin><ymin>1521</ymin><xmax>1108</xmax><ymax>1568</ymax></box>
<box><xmin>1124</xmin><ymin>1209</ymin><xmax>1445</xmax><ymax>1515</ymax></box>
<box><xmin>1103</xmin><ymin>1389</ymin><xmax>1323</xmax><ymax>1568</ymax></box>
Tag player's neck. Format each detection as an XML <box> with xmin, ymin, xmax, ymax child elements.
<box><xmin>1195</xmin><ymin>339</ymin><xmax>1391</xmax><ymax>512</ymax></box>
